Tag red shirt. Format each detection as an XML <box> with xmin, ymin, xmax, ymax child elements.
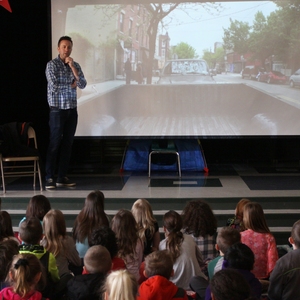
<box><xmin>241</xmin><ymin>229</ymin><xmax>278</xmax><ymax>279</ymax></box>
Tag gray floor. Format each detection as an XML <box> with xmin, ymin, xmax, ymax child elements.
<box><xmin>2</xmin><ymin>162</ymin><xmax>300</xmax><ymax>199</ymax></box>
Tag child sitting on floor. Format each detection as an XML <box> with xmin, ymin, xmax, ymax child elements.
<box><xmin>268</xmin><ymin>219</ymin><xmax>300</xmax><ymax>299</ymax></box>
<box><xmin>207</xmin><ymin>226</ymin><xmax>241</xmax><ymax>279</ymax></box>
<box><xmin>67</xmin><ymin>245</ymin><xmax>112</xmax><ymax>300</ymax></box>
<box><xmin>18</xmin><ymin>217</ymin><xmax>60</xmax><ymax>299</ymax></box>
<box><xmin>138</xmin><ymin>250</ymin><xmax>188</xmax><ymax>300</ymax></box>
<box><xmin>0</xmin><ymin>253</ymin><xmax>47</xmax><ymax>300</ymax></box>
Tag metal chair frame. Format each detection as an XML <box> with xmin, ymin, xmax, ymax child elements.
<box><xmin>0</xmin><ymin>126</ymin><xmax>43</xmax><ymax>193</ymax></box>
<box><xmin>148</xmin><ymin>140</ymin><xmax>181</xmax><ymax>177</ymax></box>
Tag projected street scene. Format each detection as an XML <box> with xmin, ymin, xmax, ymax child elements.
<box><xmin>51</xmin><ymin>1</ymin><xmax>300</xmax><ymax>137</ymax></box>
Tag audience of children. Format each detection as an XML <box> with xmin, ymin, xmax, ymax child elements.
<box><xmin>240</xmin><ymin>202</ymin><xmax>278</xmax><ymax>279</ymax></box>
<box><xmin>73</xmin><ymin>190</ymin><xmax>109</xmax><ymax>259</ymax></box>
<box><xmin>111</xmin><ymin>209</ymin><xmax>144</xmax><ymax>281</ymax></box>
<box><xmin>67</xmin><ymin>245</ymin><xmax>112</xmax><ymax>300</ymax></box>
<box><xmin>89</xmin><ymin>225</ymin><xmax>126</xmax><ymax>271</ymax></box>
<box><xmin>268</xmin><ymin>219</ymin><xmax>300</xmax><ymax>299</ymax></box>
<box><xmin>41</xmin><ymin>209</ymin><xmax>81</xmax><ymax>277</ymax></box>
<box><xmin>0</xmin><ymin>211</ymin><xmax>20</xmax><ymax>244</ymax></box>
<box><xmin>103</xmin><ymin>269</ymin><xmax>138</xmax><ymax>300</ymax></box>
<box><xmin>131</xmin><ymin>198</ymin><xmax>160</xmax><ymax>256</ymax></box>
<box><xmin>0</xmin><ymin>240</ymin><xmax>19</xmax><ymax>290</ymax></box>
<box><xmin>182</xmin><ymin>200</ymin><xmax>218</xmax><ymax>264</ymax></box>
<box><xmin>207</xmin><ymin>226</ymin><xmax>241</xmax><ymax>279</ymax></box>
<box><xmin>4</xmin><ymin>192</ymin><xmax>300</xmax><ymax>299</ymax></box>
<box><xmin>0</xmin><ymin>253</ymin><xmax>47</xmax><ymax>300</ymax></box>
<box><xmin>226</xmin><ymin>198</ymin><xmax>251</xmax><ymax>231</ymax></box>
<box><xmin>159</xmin><ymin>210</ymin><xmax>206</xmax><ymax>291</ymax></box>
<box><xmin>138</xmin><ymin>250</ymin><xmax>188</xmax><ymax>300</ymax></box>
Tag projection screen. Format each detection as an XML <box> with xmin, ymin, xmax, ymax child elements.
<box><xmin>50</xmin><ymin>0</ymin><xmax>300</xmax><ymax>138</ymax></box>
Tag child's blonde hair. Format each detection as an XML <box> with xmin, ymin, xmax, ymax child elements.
<box><xmin>42</xmin><ymin>209</ymin><xmax>66</xmax><ymax>257</ymax></box>
<box><xmin>131</xmin><ymin>199</ymin><xmax>157</xmax><ymax>242</ymax></box>
<box><xmin>104</xmin><ymin>269</ymin><xmax>138</xmax><ymax>300</ymax></box>
<box><xmin>8</xmin><ymin>253</ymin><xmax>44</xmax><ymax>298</ymax></box>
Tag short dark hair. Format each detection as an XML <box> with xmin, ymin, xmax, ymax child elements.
<box><xmin>89</xmin><ymin>226</ymin><xmax>118</xmax><ymax>258</ymax></box>
<box><xmin>58</xmin><ymin>36</ymin><xmax>73</xmax><ymax>47</ymax></box>
<box><xmin>210</xmin><ymin>269</ymin><xmax>251</xmax><ymax>300</ymax></box>
<box><xmin>144</xmin><ymin>250</ymin><xmax>173</xmax><ymax>279</ymax></box>
<box><xmin>224</xmin><ymin>242</ymin><xmax>255</xmax><ymax>271</ymax></box>
<box><xmin>217</xmin><ymin>227</ymin><xmax>241</xmax><ymax>254</ymax></box>
<box><xmin>19</xmin><ymin>217</ymin><xmax>42</xmax><ymax>245</ymax></box>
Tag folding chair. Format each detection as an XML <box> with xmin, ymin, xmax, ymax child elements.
<box><xmin>0</xmin><ymin>126</ymin><xmax>43</xmax><ymax>193</ymax></box>
<box><xmin>148</xmin><ymin>140</ymin><xmax>181</xmax><ymax>177</ymax></box>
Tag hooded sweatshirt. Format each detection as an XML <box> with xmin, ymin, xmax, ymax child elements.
<box><xmin>0</xmin><ymin>287</ymin><xmax>46</xmax><ymax>300</ymax></box>
<box><xmin>138</xmin><ymin>275</ymin><xmax>188</xmax><ymax>300</ymax></box>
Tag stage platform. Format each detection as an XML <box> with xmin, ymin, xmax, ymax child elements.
<box><xmin>1</xmin><ymin>162</ymin><xmax>300</xmax><ymax>245</ymax></box>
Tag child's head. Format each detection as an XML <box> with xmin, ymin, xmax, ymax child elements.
<box><xmin>182</xmin><ymin>199</ymin><xmax>217</xmax><ymax>237</ymax></box>
<box><xmin>73</xmin><ymin>190</ymin><xmax>109</xmax><ymax>243</ymax></box>
<box><xmin>103</xmin><ymin>269</ymin><xmax>138</xmax><ymax>300</ymax></box>
<box><xmin>26</xmin><ymin>195</ymin><xmax>51</xmax><ymax>221</ymax></box>
<box><xmin>43</xmin><ymin>209</ymin><xmax>66</xmax><ymax>256</ymax></box>
<box><xmin>111</xmin><ymin>209</ymin><xmax>138</xmax><ymax>259</ymax></box>
<box><xmin>84</xmin><ymin>245</ymin><xmax>112</xmax><ymax>274</ymax></box>
<box><xmin>8</xmin><ymin>253</ymin><xmax>45</xmax><ymax>298</ymax></box>
<box><xmin>163</xmin><ymin>210</ymin><xmax>182</xmax><ymax>233</ymax></box>
<box><xmin>235</xmin><ymin>199</ymin><xmax>251</xmax><ymax>220</ymax></box>
<box><xmin>0</xmin><ymin>211</ymin><xmax>15</xmax><ymax>240</ymax></box>
<box><xmin>111</xmin><ymin>209</ymin><xmax>137</xmax><ymax>238</ymax></box>
<box><xmin>210</xmin><ymin>269</ymin><xmax>251</xmax><ymax>300</ymax></box>
<box><xmin>0</xmin><ymin>240</ymin><xmax>19</xmax><ymax>281</ymax></box>
<box><xmin>144</xmin><ymin>250</ymin><xmax>173</xmax><ymax>279</ymax></box>
<box><xmin>89</xmin><ymin>226</ymin><xmax>118</xmax><ymax>259</ymax></box>
<box><xmin>131</xmin><ymin>199</ymin><xmax>157</xmax><ymax>241</ymax></box>
<box><xmin>84</xmin><ymin>190</ymin><xmax>105</xmax><ymax>213</ymax></box>
<box><xmin>216</xmin><ymin>227</ymin><xmax>241</xmax><ymax>255</ymax></box>
<box><xmin>163</xmin><ymin>210</ymin><xmax>184</xmax><ymax>261</ymax></box>
<box><xmin>224</xmin><ymin>242</ymin><xmax>255</xmax><ymax>271</ymax></box>
<box><xmin>19</xmin><ymin>217</ymin><xmax>43</xmax><ymax>245</ymax></box>
<box><xmin>243</xmin><ymin>202</ymin><xmax>270</xmax><ymax>233</ymax></box>
<box><xmin>289</xmin><ymin>219</ymin><xmax>300</xmax><ymax>249</ymax></box>
<box><xmin>131</xmin><ymin>198</ymin><xmax>156</xmax><ymax>227</ymax></box>
<box><xmin>43</xmin><ymin>209</ymin><xmax>66</xmax><ymax>238</ymax></box>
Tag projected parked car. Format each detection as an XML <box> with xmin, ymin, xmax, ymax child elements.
<box><xmin>289</xmin><ymin>69</ymin><xmax>300</xmax><ymax>88</ymax></box>
<box><xmin>157</xmin><ymin>59</ymin><xmax>215</xmax><ymax>84</ymax></box>
<box><xmin>257</xmin><ymin>70</ymin><xmax>286</xmax><ymax>84</ymax></box>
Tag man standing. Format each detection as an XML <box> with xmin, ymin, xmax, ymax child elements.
<box><xmin>45</xmin><ymin>36</ymin><xmax>87</xmax><ymax>189</ymax></box>
<box><xmin>124</xmin><ymin>58</ymin><xmax>132</xmax><ymax>84</ymax></box>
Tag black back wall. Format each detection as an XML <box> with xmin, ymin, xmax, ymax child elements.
<box><xmin>0</xmin><ymin>0</ymin><xmax>50</xmax><ymax>157</ymax></box>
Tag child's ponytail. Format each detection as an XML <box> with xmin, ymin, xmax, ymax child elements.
<box><xmin>8</xmin><ymin>254</ymin><xmax>43</xmax><ymax>298</ymax></box>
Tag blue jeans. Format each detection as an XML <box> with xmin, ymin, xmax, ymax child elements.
<box><xmin>45</xmin><ymin>107</ymin><xmax>78</xmax><ymax>180</ymax></box>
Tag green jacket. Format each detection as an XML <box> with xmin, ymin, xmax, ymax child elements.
<box><xmin>19</xmin><ymin>244</ymin><xmax>60</xmax><ymax>282</ymax></box>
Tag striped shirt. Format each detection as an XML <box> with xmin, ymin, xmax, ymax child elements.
<box><xmin>46</xmin><ymin>55</ymin><xmax>87</xmax><ymax>109</ymax></box>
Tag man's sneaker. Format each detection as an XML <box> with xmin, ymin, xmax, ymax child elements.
<box><xmin>56</xmin><ymin>177</ymin><xmax>76</xmax><ymax>187</ymax></box>
<box><xmin>45</xmin><ymin>178</ymin><xmax>56</xmax><ymax>189</ymax></box>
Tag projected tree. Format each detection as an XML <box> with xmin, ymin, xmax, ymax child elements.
<box><xmin>171</xmin><ymin>42</ymin><xmax>199</xmax><ymax>59</ymax></box>
<box><xmin>142</xmin><ymin>2</ymin><xmax>222</xmax><ymax>83</ymax></box>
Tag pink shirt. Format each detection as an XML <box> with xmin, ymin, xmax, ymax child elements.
<box><xmin>241</xmin><ymin>229</ymin><xmax>278</xmax><ymax>279</ymax></box>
